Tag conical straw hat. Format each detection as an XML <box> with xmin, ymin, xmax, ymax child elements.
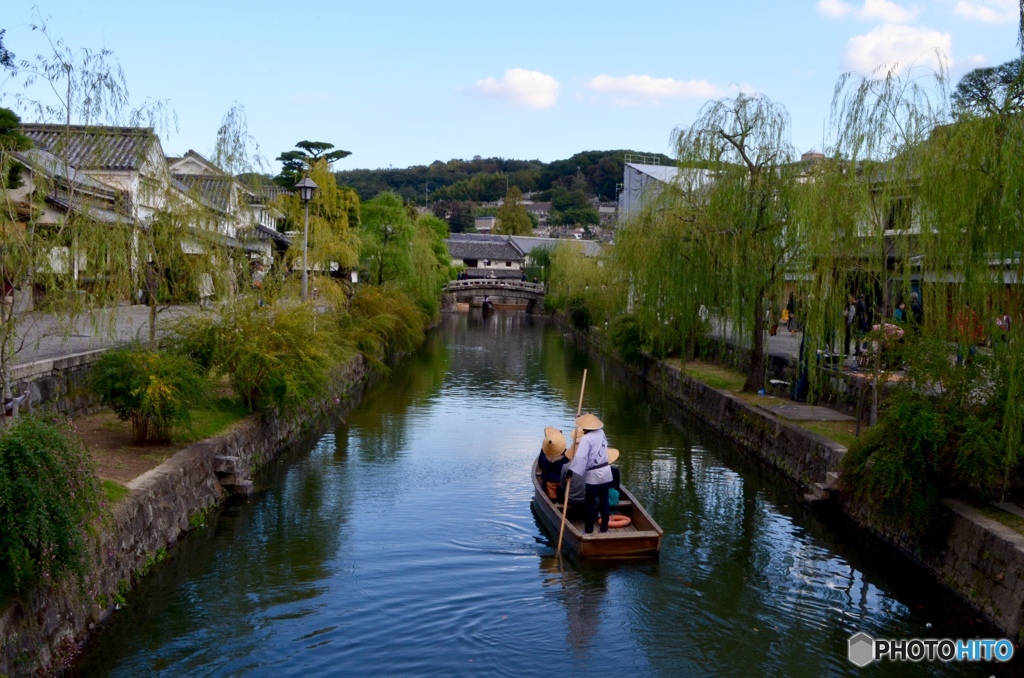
<box><xmin>607</xmin><ymin>448</ymin><xmax>620</xmax><ymax>464</ymax></box>
<box><xmin>541</xmin><ymin>427</ymin><xmax>567</xmax><ymax>461</ymax></box>
<box><xmin>575</xmin><ymin>413</ymin><xmax>603</xmax><ymax>430</ymax></box>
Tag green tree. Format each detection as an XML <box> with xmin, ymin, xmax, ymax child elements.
<box><xmin>548</xmin><ymin>184</ymin><xmax>599</xmax><ymax>226</ymax></box>
<box><xmin>495</xmin><ymin>186</ymin><xmax>533</xmax><ymax>235</ymax></box>
<box><xmin>275</xmin><ymin>140</ymin><xmax>351</xmax><ymax>188</ymax></box>
<box><xmin>431</xmin><ymin>199</ymin><xmax>474</xmax><ymax>233</ymax></box>
<box><xmin>277</xmin><ymin>158</ymin><xmax>361</xmax><ymax>289</ymax></box>
<box><xmin>0</xmin><ymin>415</ymin><xmax>103</xmax><ymax>594</ymax></box>
<box><xmin>0</xmin><ymin>29</ymin><xmax>14</xmax><ymax>72</ymax></box>
<box><xmin>90</xmin><ymin>346</ymin><xmax>208</xmax><ymax>443</ymax></box>
<box><xmin>952</xmin><ymin>58</ymin><xmax>1024</xmax><ymax>117</ymax></box>
<box><xmin>407</xmin><ymin>213</ymin><xmax>455</xmax><ymax>315</ymax></box>
<box><xmin>670</xmin><ymin>93</ymin><xmax>799</xmax><ymax>392</ymax></box>
<box><xmin>359</xmin><ymin>191</ymin><xmax>413</xmax><ymax>285</ymax></box>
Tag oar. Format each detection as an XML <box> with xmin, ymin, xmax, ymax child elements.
<box><xmin>557</xmin><ymin>368</ymin><xmax>587</xmax><ymax>556</ymax></box>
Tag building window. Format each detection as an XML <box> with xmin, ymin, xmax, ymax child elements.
<box><xmin>506</xmin><ymin>261</ymin><xmax>511</xmax><ymax>267</ymax></box>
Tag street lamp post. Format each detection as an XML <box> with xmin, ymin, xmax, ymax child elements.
<box><xmin>295</xmin><ymin>177</ymin><xmax>318</xmax><ymax>300</ymax></box>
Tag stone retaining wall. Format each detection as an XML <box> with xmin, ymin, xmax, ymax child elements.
<box><xmin>557</xmin><ymin>315</ymin><xmax>1024</xmax><ymax>639</ymax></box>
<box><xmin>6</xmin><ymin>349</ymin><xmax>108</xmax><ymax>420</ymax></box>
<box><xmin>644</xmin><ymin>357</ymin><xmax>846</xmax><ymax>491</ymax></box>
<box><xmin>0</xmin><ymin>355</ymin><xmax>369</xmax><ymax>677</ymax></box>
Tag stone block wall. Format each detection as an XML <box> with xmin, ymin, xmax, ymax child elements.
<box><xmin>647</xmin><ymin>360</ymin><xmax>846</xmax><ymax>491</ymax></box>
<box><xmin>6</xmin><ymin>350</ymin><xmax>108</xmax><ymax>420</ymax></box>
<box><xmin>0</xmin><ymin>355</ymin><xmax>368</xmax><ymax>677</ymax></box>
<box><xmin>931</xmin><ymin>501</ymin><xmax>1024</xmax><ymax>637</ymax></box>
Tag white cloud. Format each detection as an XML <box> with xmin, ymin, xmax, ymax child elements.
<box><xmin>819</xmin><ymin>0</ymin><xmax>854</xmax><ymax>17</ymax></box>
<box><xmin>468</xmin><ymin>68</ymin><xmax>560</xmax><ymax>109</ymax></box>
<box><xmin>843</xmin><ymin>24</ymin><xmax>952</xmax><ymax>72</ymax></box>
<box><xmin>587</xmin><ymin>74</ymin><xmax>724</xmax><ymax>106</ymax></box>
<box><xmin>954</xmin><ymin>0</ymin><xmax>1017</xmax><ymax>23</ymax></box>
<box><xmin>859</xmin><ymin>0</ymin><xmax>918</xmax><ymax>22</ymax></box>
<box><xmin>818</xmin><ymin>0</ymin><xmax>919</xmax><ymax>22</ymax></box>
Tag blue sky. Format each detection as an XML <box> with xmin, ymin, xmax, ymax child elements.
<box><xmin>2</xmin><ymin>1</ymin><xmax>1020</xmax><ymax>173</ymax></box>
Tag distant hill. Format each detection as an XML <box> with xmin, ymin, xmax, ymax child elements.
<box><xmin>335</xmin><ymin>150</ymin><xmax>674</xmax><ymax>203</ymax></box>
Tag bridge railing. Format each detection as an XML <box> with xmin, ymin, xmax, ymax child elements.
<box><xmin>443</xmin><ymin>279</ymin><xmax>546</xmax><ymax>294</ymax></box>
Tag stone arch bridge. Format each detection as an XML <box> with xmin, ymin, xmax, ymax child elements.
<box><xmin>442</xmin><ymin>279</ymin><xmax>546</xmax><ymax>313</ymax></box>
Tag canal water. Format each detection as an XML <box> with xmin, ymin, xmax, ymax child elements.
<box><xmin>74</xmin><ymin>314</ymin><xmax>1020</xmax><ymax>676</ymax></box>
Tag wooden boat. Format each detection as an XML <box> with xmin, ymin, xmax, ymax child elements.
<box><xmin>531</xmin><ymin>458</ymin><xmax>663</xmax><ymax>560</ymax></box>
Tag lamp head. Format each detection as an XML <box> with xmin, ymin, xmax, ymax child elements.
<box><xmin>295</xmin><ymin>177</ymin><xmax>318</xmax><ymax>203</ymax></box>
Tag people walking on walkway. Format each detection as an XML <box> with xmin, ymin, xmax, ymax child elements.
<box><xmin>909</xmin><ymin>292</ymin><xmax>923</xmax><ymax>331</ymax></box>
<box><xmin>855</xmin><ymin>294</ymin><xmax>872</xmax><ymax>356</ymax></box>
<box><xmin>844</xmin><ymin>294</ymin><xmax>857</xmax><ymax>357</ymax></box>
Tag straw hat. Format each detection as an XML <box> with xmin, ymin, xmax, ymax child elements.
<box><xmin>575</xmin><ymin>413</ymin><xmax>603</xmax><ymax>430</ymax></box>
<box><xmin>541</xmin><ymin>426</ymin><xmax>567</xmax><ymax>461</ymax></box>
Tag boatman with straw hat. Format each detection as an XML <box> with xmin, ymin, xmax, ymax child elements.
<box><xmin>565</xmin><ymin>413</ymin><xmax>613</xmax><ymax>533</ymax></box>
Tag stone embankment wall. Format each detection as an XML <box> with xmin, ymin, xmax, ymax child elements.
<box><xmin>7</xmin><ymin>349</ymin><xmax>108</xmax><ymax>419</ymax></box>
<box><xmin>645</xmin><ymin>357</ymin><xmax>846</xmax><ymax>491</ymax></box>
<box><xmin>841</xmin><ymin>494</ymin><xmax>1024</xmax><ymax>640</ymax></box>
<box><xmin>557</xmin><ymin>315</ymin><xmax>1024</xmax><ymax>639</ymax></box>
<box><xmin>0</xmin><ymin>355</ymin><xmax>368</xmax><ymax>677</ymax></box>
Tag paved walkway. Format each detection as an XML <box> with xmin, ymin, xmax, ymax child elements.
<box><xmin>8</xmin><ymin>304</ymin><xmax>190</xmax><ymax>366</ymax></box>
<box><xmin>710</xmin><ymin>318</ymin><xmax>864</xmax><ymax>370</ymax></box>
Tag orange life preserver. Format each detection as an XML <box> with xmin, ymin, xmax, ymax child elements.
<box><xmin>605</xmin><ymin>514</ymin><xmax>631</xmax><ymax>529</ymax></box>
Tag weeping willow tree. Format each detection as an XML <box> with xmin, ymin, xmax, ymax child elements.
<box><xmin>668</xmin><ymin>93</ymin><xmax>799</xmax><ymax>392</ymax></box>
<box><xmin>276</xmin><ymin>157</ymin><xmax>360</xmax><ymax>292</ymax></box>
<box><xmin>822</xmin><ymin>54</ymin><xmax>1024</xmax><ymax>523</ymax></box>
<box><xmin>408</xmin><ymin>213</ymin><xmax>456</xmax><ymax>317</ymax></box>
<box><xmin>547</xmin><ymin>240</ymin><xmax>621</xmax><ymax>332</ymax></box>
<box><xmin>913</xmin><ymin>56</ymin><xmax>1024</xmax><ymax>500</ymax></box>
<box><xmin>612</xmin><ymin>180</ymin><xmax>715</xmax><ymax>360</ymax></box>
<box><xmin>359</xmin><ymin>191</ymin><xmax>412</xmax><ymax>287</ymax></box>
<box><xmin>793</xmin><ymin>61</ymin><xmax>948</xmax><ymax>414</ymax></box>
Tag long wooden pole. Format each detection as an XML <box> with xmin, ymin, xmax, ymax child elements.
<box><xmin>557</xmin><ymin>369</ymin><xmax>587</xmax><ymax>556</ymax></box>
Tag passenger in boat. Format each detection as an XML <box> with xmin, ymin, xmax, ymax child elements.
<box><xmin>558</xmin><ymin>462</ymin><xmax>586</xmax><ymax>519</ymax></box>
<box><xmin>564</xmin><ymin>413</ymin><xmax>613</xmax><ymax>533</ymax></box>
<box><xmin>537</xmin><ymin>427</ymin><xmax>568</xmax><ymax>500</ymax></box>
<box><xmin>606</xmin><ymin>448</ymin><xmax>621</xmax><ymax>507</ymax></box>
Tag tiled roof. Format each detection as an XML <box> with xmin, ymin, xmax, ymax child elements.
<box><xmin>464</xmin><ymin>268</ymin><xmax>523</xmax><ymax>279</ymax></box>
<box><xmin>15</xmin><ymin>148</ymin><xmax>123</xmax><ymax>198</ymax></box>
<box><xmin>447</xmin><ymin>234</ymin><xmax>524</xmax><ymax>261</ymax></box>
<box><xmin>252</xmin><ymin>223</ymin><xmax>291</xmax><ymax>244</ymax></box>
<box><xmin>20</xmin><ymin>124</ymin><xmax>157</xmax><ymax>171</ymax></box>
<box><xmin>174</xmin><ymin>174</ymin><xmax>233</xmax><ymax>213</ymax></box>
<box><xmin>510</xmin><ymin>235</ymin><xmax>602</xmax><ymax>257</ymax></box>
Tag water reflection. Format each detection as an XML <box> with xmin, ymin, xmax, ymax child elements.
<box><xmin>539</xmin><ymin>560</ymin><xmax>609</xmax><ymax>652</ymax></box>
